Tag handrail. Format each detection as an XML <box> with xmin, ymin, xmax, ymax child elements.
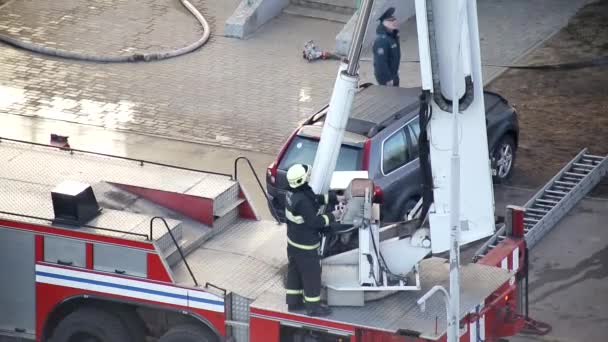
<box><xmin>232</xmin><ymin>156</ymin><xmax>281</xmax><ymax>224</ymax></box>
<box><xmin>205</xmin><ymin>282</ymin><xmax>227</xmax><ymax>296</ymax></box>
<box><xmin>0</xmin><ymin>136</ymin><xmax>231</xmax><ymax>178</ymax></box>
<box><xmin>0</xmin><ymin>210</ymin><xmax>149</xmax><ymax>239</ymax></box>
<box><xmin>150</xmin><ymin>216</ymin><xmax>199</xmax><ymax>287</ymax></box>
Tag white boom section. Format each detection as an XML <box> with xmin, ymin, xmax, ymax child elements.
<box><xmin>308</xmin><ymin>0</ymin><xmax>374</xmax><ymax>195</ymax></box>
<box><xmin>309</xmin><ymin>63</ymin><xmax>357</xmax><ymax>194</ymax></box>
<box><xmin>416</xmin><ymin>0</ymin><xmax>495</xmax><ymax>254</ymax></box>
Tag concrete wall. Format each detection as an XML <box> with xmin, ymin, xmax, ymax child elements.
<box><xmin>225</xmin><ymin>0</ymin><xmax>290</xmax><ymax>39</ymax></box>
<box><xmin>335</xmin><ymin>0</ymin><xmax>415</xmax><ymax>55</ymax></box>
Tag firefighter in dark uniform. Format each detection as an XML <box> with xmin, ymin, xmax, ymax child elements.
<box><xmin>284</xmin><ymin>163</ymin><xmax>342</xmax><ymax>317</ymax></box>
<box><xmin>373</xmin><ymin>7</ymin><xmax>401</xmax><ymax>86</ymax></box>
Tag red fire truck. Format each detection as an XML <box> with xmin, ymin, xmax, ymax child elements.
<box><xmin>1</xmin><ymin>136</ymin><xmax>604</xmax><ymax>342</ymax></box>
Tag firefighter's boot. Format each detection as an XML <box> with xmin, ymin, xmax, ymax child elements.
<box><xmin>305</xmin><ymin>302</ymin><xmax>332</xmax><ymax>317</ymax></box>
<box><xmin>288</xmin><ymin>303</ymin><xmax>305</xmax><ymax>311</ymax></box>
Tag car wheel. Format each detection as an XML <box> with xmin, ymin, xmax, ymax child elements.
<box><xmin>492</xmin><ymin>135</ymin><xmax>516</xmax><ymax>183</ymax></box>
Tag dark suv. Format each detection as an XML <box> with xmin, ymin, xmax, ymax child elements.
<box><xmin>266</xmin><ymin>84</ymin><xmax>519</xmax><ymax>223</ymax></box>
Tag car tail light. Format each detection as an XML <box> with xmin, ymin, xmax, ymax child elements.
<box><xmin>373</xmin><ymin>185</ymin><xmax>383</xmax><ymax>203</ymax></box>
<box><xmin>267</xmin><ymin>129</ymin><xmax>299</xmax><ymax>185</ymax></box>
<box><xmin>267</xmin><ymin>161</ymin><xmax>278</xmax><ymax>184</ymax></box>
<box><xmin>361</xmin><ymin>139</ymin><xmax>371</xmax><ymax>170</ymax></box>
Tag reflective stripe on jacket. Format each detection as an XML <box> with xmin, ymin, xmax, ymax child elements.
<box><xmin>285</xmin><ymin>184</ymin><xmax>336</xmax><ymax>249</ymax></box>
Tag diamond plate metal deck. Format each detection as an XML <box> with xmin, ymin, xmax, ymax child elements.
<box><xmin>175</xmin><ymin>218</ymin><xmax>513</xmax><ymax>339</ymax></box>
<box><xmin>0</xmin><ymin>177</ymin><xmax>184</xmax><ymax>246</ymax></box>
<box><xmin>0</xmin><ymin>139</ymin><xmax>235</xmax><ymax>200</ymax></box>
<box><xmin>250</xmin><ymin>257</ymin><xmax>513</xmax><ymax>339</ymax></box>
<box><xmin>172</xmin><ymin>219</ymin><xmax>286</xmax><ymax>298</ymax></box>
<box><xmin>0</xmin><ymin>139</ymin><xmax>240</xmax><ymax>251</ymax></box>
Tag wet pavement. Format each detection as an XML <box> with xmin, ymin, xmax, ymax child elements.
<box><xmin>0</xmin><ymin>0</ymin><xmax>344</xmax><ymax>154</ymax></box>
<box><xmin>0</xmin><ymin>0</ymin><xmax>593</xmax><ymax>154</ymax></box>
<box><xmin>507</xmin><ymin>192</ymin><xmax>608</xmax><ymax>342</ymax></box>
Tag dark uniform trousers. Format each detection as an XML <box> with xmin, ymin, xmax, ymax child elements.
<box><xmin>283</xmin><ymin>185</ymin><xmax>336</xmax><ymax>309</ymax></box>
<box><xmin>286</xmin><ymin>245</ymin><xmax>322</xmax><ymax>306</ymax></box>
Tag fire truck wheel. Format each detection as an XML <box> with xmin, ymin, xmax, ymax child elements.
<box><xmin>114</xmin><ymin>307</ymin><xmax>147</xmax><ymax>342</ymax></box>
<box><xmin>159</xmin><ymin>323</ymin><xmax>216</xmax><ymax>342</ymax></box>
<box><xmin>51</xmin><ymin>307</ymin><xmax>131</xmax><ymax>342</ymax></box>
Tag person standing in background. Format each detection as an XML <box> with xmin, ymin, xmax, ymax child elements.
<box><xmin>373</xmin><ymin>7</ymin><xmax>401</xmax><ymax>86</ymax></box>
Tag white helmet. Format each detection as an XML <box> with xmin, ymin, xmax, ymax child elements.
<box><xmin>287</xmin><ymin>164</ymin><xmax>311</xmax><ymax>189</ymax></box>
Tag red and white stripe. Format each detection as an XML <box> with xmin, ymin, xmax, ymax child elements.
<box><xmin>499</xmin><ymin>246</ymin><xmax>520</xmax><ymax>272</ymax></box>
<box><xmin>468</xmin><ymin>301</ymin><xmax>486</xmax><ymax>342</ymax></box>
<box><xmin>478</xmin><ymin>238</ymin><xmax>523</xmax><ymax>274</ymax></box>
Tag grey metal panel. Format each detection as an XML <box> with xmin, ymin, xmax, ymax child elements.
<box><xmin>173</xmin><ymin>219</ymin><xmax>512</xmax><ymax>337</ymax></box>
<box><xmin>186</xmin><ymin>174</ymin><xmax>238</xmax><ymax>200</ymax></box>
<box><xmin>0</xmin><ymin>228</ymin><xmax>35</xmax><ymax>333</ymax></box>
<box><xmin>174</xmin><ymin>247</ymin><xmax>282</xmax><ymax>299</ymax></box>
<box><xmin>250</xmin><ymin>257</ymin><xmax>513</xmax><ymax>339</ymax></box>
<box><xmin>212</xmin><ymin>182</ymin><xmax>240</xmax><ymax>216</ymax></box>
<box><xmin>44</xmin><ymin>236</ymin><xmax>86</xmax><ymax>267</ymax></box>
<box><xmin>85</xmin><ymin>209</ymin><xmax>183</xmax><ymax>251</ymax></box>
<box><xmin>94</xmin><ymin>244</ymin><xmax>147</xmax><ymax>277</ymax></box>
<box><xmin>172</xmin><ymin>219</ymin><xmax>287</xmax><ymax>298</ymax></box>
<box><xmin>228</xmin><ymin>294</ymin><xmax>252</xmax><ymax>342</ymax></box>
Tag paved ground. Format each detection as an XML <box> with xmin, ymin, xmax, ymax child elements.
<box><xmin>0</xmin><ymin>0</ymin><xmax>344</xmax><ymax>154</ymax></box>
<box><xmin>487</xmin><ymin>0</ymin><xmax>608</xmax><ymax>196</ymax></box>
<box><xmin>0</xmin><ymin>0</ymin><xmax>592</xmax><ymax>155</ymax></box>
<box><xmin>505</xmin><ymin>190</ymin><xmax>608</xmax><ymax>342</ymax></box>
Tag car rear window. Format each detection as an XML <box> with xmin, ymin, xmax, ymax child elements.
<box><xmin>278</xmin><ymin>136</ymin><xmax>362</xmax><ymax>171</ymax></box>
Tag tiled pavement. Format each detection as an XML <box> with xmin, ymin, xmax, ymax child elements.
<box><xmin>0</xmin><ymin>0</ymin><xmax>592</xmax><ymax>154</ymax></box>
<box><xmin>0</xmin><ymin>0</ymin><xmax>349</xmax><ymax>153</ymax></box>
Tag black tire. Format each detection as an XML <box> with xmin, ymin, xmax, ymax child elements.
<box><xmin>491</xmin><ymin>135</ymin><xmax>516</xmax><ymax>183</ymax></box>
<box><xmin>159</xmin><ymin>324</ymin><xmax>217</xmax><ymax>342</ymax></box>
<box><xmin>51</xmin><ymin>307</ymin><xmax>131</xmax><ymax>342</ymax></box>
<box><xmin>114</xmin><ymin>306</ymin><xmax>147</xmax><ymax>342</ymax></box>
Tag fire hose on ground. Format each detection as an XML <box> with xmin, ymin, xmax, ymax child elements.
<box><xmin>0</xmin><ymin>0</ymin><xmax>210</xmax><ymax>62</ymax></box>
<box><xmin>302</xmin><ymin>40</ymin><xmax>608</xmax><ymax>70</ymax></box>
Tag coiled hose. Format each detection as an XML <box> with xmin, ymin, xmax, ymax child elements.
<box><xmin>0</xmin><ymin>0</ymin><xmax>210</xmax><ymax>62</ymax></box>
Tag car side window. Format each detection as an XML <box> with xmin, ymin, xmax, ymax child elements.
<box><xmin>383</xmin><ymin>129</ymin><xmax>410</xmax><ymax>174</ymax></box>
<box><xmin>407</xmin><ymin>117</ymin><xmax>420</xmax><ymax>159</ymax></box>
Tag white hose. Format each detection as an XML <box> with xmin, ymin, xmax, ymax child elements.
<box><xmin>0</xmin><ymin>0</ymin><xmax>211</xmax><ymax>62</ymax></box>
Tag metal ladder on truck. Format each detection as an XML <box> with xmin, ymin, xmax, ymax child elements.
<box><xmin>522</xmin><ymin>149</ymin><xmax>608</xmax><ymax>248</ymax></box>
<box><xmin>475</xmin><ymin>148</ymin><xmax>608</xmax><ymax>258</ymax></box>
